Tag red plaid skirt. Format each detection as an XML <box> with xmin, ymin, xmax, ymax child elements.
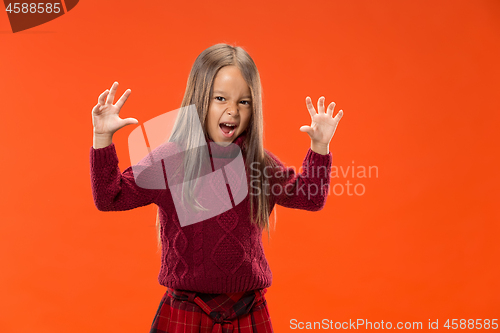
<box><xmin>149</xmin><ymin>287</ymin><xmax>273</xmax><ymax>333</ymax></box>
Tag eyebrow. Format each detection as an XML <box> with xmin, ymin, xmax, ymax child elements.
<box><xmin>213</xmin><ymin>90</ymin><xmax>252</xmax><ymax>99</ymax></box>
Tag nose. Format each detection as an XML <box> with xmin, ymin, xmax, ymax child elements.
<box><xmin>227</xmin><ymin>102</ymin><xmax>239</xmax><ymax>116</ymax></box>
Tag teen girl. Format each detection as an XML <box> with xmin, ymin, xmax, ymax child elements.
<box><xmin>90</xmin><ymin>43</ymin><xmax>343</xmax><ymax>333</ymax></box>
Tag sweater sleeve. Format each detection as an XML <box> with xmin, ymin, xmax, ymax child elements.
<box><xmin>267</xmin><ymin>148</ymin><xmax>332</xmax><ymax>211</ymax></box>
<box><xmin>89</xmin><ymin>142</ymin><xmax>167</xmax><ymax>211</ymax></box>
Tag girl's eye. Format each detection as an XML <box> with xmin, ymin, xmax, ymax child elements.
<box><xmin>215</xmin><ymin>96</ymin><xmax>251</xmax><ymax>105</ymax></box>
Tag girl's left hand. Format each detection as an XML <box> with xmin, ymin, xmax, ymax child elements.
<box><xmin>300</xmin><ymin>96</ymin><xmax>343</xmax><ymax>147</ymax></box>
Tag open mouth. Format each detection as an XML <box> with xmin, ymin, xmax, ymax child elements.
<box><xmin>219</xmin><ymin>122</ymin><xmax>238</xmax><ymax>137</ymax></box>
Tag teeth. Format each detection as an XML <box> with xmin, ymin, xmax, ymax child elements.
<box><xmin>221</xmin><ymin>123</ymin><xmax>236</xmax><ymax>135</ymax></box>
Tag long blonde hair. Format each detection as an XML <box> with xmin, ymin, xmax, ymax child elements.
<box><xmin>155</xmin><ymin>43</ymin><xmax>277</xmax><ymax>252</ymax></box>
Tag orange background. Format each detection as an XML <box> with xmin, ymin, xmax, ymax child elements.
<box><xmin>1</xmin><ymin>0</ymin><xmax>499</xmax><ymax>332</ymax></box>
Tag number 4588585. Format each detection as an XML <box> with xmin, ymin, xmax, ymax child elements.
<box><xmin>444</xmin><ymin>319</ymin><xmax>498</xmax><ymax>329</ymax></box>
<box><xmin>6</xmin><ymin>3</ymin><xmax>61</xmax><ymax>14</ymax></box>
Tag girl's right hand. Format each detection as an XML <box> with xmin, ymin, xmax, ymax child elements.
<box><xmin>92</xmin><ymin>82</ymin><xmax>138</xmax><ymax>136</ymax></box>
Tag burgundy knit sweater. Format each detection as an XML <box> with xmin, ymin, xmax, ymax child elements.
<box><xmin>89</xmin><ymin>132</ymin><xmax>332</xmax><ymax>294</ymax></box>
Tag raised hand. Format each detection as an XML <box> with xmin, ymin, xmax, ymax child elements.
<box><xmin>299</xmin><ymin>96</ymin><xmax>344</xmax><ymax>154</ymax></box>
<box><xmin>92</xmin><ymin>82</ymin><xmax>138</xmax><ymax>136</ymax></box>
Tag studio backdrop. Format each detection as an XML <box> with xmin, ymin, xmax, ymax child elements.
<box><xmin>0</xmin><ymin>0</ymin><xmax>498</xmax><ymax>332</ymax></box>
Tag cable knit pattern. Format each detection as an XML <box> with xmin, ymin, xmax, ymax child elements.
<box><xmin>89</xmin><ymin>133</ymin><xmax>332</xmax><ymax>293</ymax></box>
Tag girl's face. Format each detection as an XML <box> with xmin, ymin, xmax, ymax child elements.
<box><xmin>206</xmin><ymin>65</ymin><xmax>252</xmax><ymax>146</ymax></box>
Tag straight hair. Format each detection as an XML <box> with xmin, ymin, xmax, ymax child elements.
<box><xmin>155</xmin><ymin>43</ymin><xmax>278</xmax><ymax>252</ymax></box>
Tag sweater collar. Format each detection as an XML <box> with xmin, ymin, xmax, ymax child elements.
<box><xmin>206</xmin><ymin>130</ymin><xmax>247</xmax><ymax>149</ymax></box>
<box><xmin>205</xmin><ymin>130</ymin><xmax>247</xmax><ymax>157</ymax></box>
